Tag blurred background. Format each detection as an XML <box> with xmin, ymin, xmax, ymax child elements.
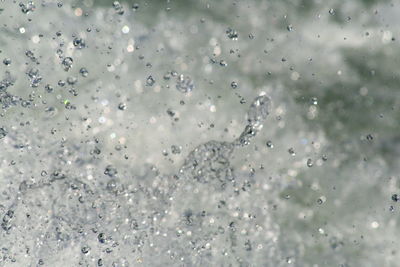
<box><xmin>0</xmin><ymin>0</ymin><xmax>399</xmax><ymax>266</ymax></box>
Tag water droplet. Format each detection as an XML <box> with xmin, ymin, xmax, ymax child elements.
<box><xmin>166</xmin><ymin>108</ymin><xmax>175</xmax><ymax>117</ymax></box>
<box><xmin>113</xmin><ymin>1</ymin><xmax>125</xmax><ymax>15</ymax></box>
<box><xmin>0</xmin><ymin>127</ymin><xmax>7</xmax><ymax>139</ymax></box>
<box><xmin>171</xmin><ymin>145</ymin><xmax>182</xmax><ymax>154</ymax></box>
<box><xmin>219</xmin><ymin>60</ymin><xmax>228</xmax><ymax>67</ymax></box>
<box><xmin>118</xmin><ymin>103</ymin><xmax>126</xmax><ymax>110</ymax></box>
<box><xmin>20</xmin><ymin>1</ymin><xmax>35</xmax><ymax>14</ymax></box>
<box><xmin>146</xmin><ymin>75</ymin><xmax>155</xmax><ymax>86</ymax></box>
<box><xmin>104</xmin><ymin>165</ymin><xmax>118</xmax><ymax>177</ymax></box>
<box><xmin>79</xmin><ymin>67</ymin><xmax>89</xmax><ymax>77</ymax></box>
<box><xmin>266</xmin><ymin>140</ymin><xmax>273</xmax><ymax>148</ymax></box>
<box><xmin>26</xmin><ymin>50</ymin><xmax>35</xmax><ymax>59</ymax></box>
<box><xmin>45</xmin><ymin>84</ymin><xmax>54</xmax><ymax>93</ymax></box>
<box><xmin>226</xmin><ymin>28</ymin><xmax>238</xmax><ymax>40</ymax></box>
<box><xmin>26</xmin><ymin>68</ymin><xmax>42</xmax><ymax>87</ymax></box>
<box><xmin>81</xmin><ymin>246</ymin><xmax>90</xmax><ymax>254</ymax></box>
<box><xmin>132</xmin><ymin>3</ymin><xmax>139</xmax><ymax>10</ymax></box>
<box><xmin>3</xmin><ymin>58</ymin><xmax>11</xmax><ymax>66</ymax></box>
<box><xmin>366</xmin><ymin>134</ymin><xmax>373</xmax><ymax>141</ymax></box>
<box><xmin>311</xmin><ymin>97</ymin><xmax>318</xmax><ymax>105</ymax></box>
<box><xmin>66</xmin><ymin>76</ymin><xmax>77</xmax><ymax>85</ymax></box>
<box><xmin>58</xmin><ymin>80</ymin><xmax>65</xmax><ymax>87</ymax></box>
<box><xmin>73</xmin><ymin>37</ymin><xmax>86</xmax><ymax>49</ymax></box>
<box><xmin>62</xmin><ymin>57</ymin><xmax>73</xmax><ymax>71</ymax></box>
<box><xmin>176</xmin><ymin>75</ymin><xmax>194</xmax><ymax>93</ymax></box>
<box><xmin>246</xmin><ymin>95</ymin><xmax>271</xmax><ymax>129</ymax></box>
<box><xmin>98</xmin><ymin>233</ymin><xmax>106</xmax><ymax>243</ymax></box>
<box><xmin>307</xmin><ymin>158</ymin><xmax>313</xmax><ymax>167</ymax></box>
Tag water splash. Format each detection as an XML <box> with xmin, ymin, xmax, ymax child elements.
<box><xmin>180</xmin><ymin>95</ymin><xmax>271</xmax><ymax>185</ymax></box>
